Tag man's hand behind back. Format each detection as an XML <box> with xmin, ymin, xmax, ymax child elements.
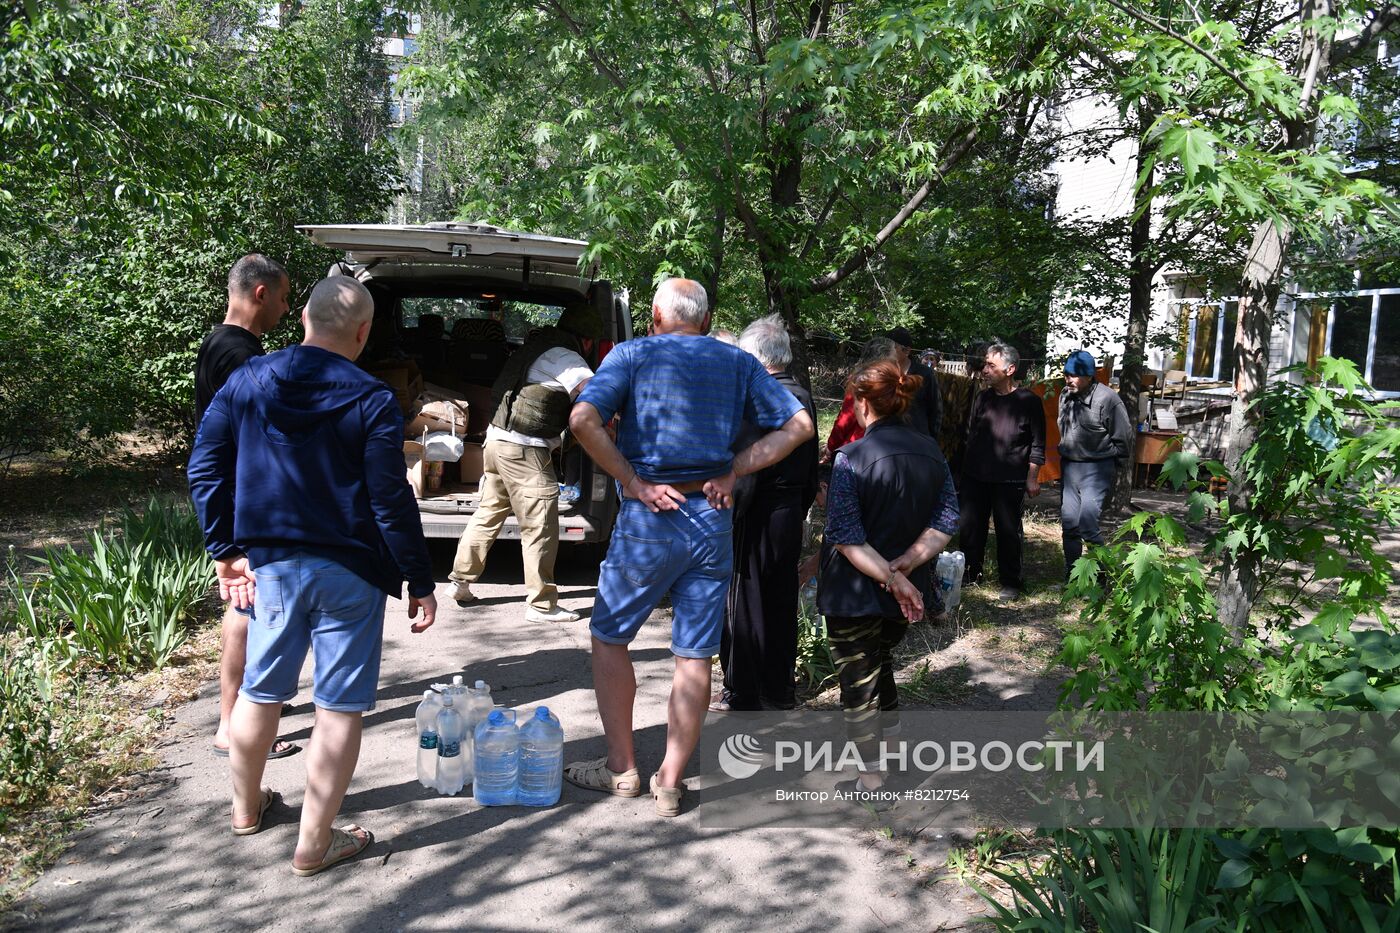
<box><xmin>703</xmin><ymin>470</ymin><xmax>736</xmax><ymax>510</ymax></box>
<box><xmin>408</xmin><ymin>593</ymin><xmax>437</xmax><ymax>633</ymax></box>
<box><xmin>216</xmin><ymin>556</ymin><xmax>256</xmax><ymax>610</ymax></box>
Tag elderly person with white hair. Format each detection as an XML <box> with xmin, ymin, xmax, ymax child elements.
<box><xmin>712</xmin><ymin>314</ymin><xmax>819</xmax><ymax>711</ymax></box>
<box><xmin>564</xmin><ymin>280</ymin><xmax>814</xmax><ymax>816</ymax></box>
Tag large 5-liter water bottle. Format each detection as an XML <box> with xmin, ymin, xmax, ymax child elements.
<box><xmin>415</xmin><ymin>689</ymin><xmax>443</xmax><ymax>788</ymax></box>
<box><xmin>517</xmin><ymin>707</ymin><xmax>564</xmax><ymax>807</ymax></box>
<box><xmin>473</xmin><ymin>709</ymin><xmax>519</xmax><ymax>806</ymax></box>
<box><xmin>435</xmin><ymin>695</ymin><xmax>468</xmax><ymax>796</ymax></box>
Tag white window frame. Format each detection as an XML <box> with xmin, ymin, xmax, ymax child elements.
<box><xmin>1170</xmin><ymin>287</ymin><xmax>1400</xmax><ymax>396</ymax></box>
<box><xmin>1294</xmin><ymin>287</ymin><xmax>1400</xmax><ymax>394</ymax></box>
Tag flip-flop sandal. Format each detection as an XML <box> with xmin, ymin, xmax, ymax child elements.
<box><xmin>231</xmin><ymin>787</ymin><xmax>277</xmax><ymax>836</ymax></box>
<box><xmin>563</xmin><ymin>757</ymin><xmax>643</xmax><ymax>797</ymax></box>
<box><xmin>292</xmin><ymin>825</ymin><xmax>373</xmax><ymax>877</ymax></box>
<box><xmin>212</xmin><ymin>739</ymin><xmax>299</xmax><ymax>759</ymax></box>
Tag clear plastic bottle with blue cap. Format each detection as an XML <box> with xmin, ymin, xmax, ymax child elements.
<box><xmin>434</xmin><ymin>694</ymin><xmax>468</xmax><ymax>796</ymax></box>
<box><xmin>517</xmin><ymin>707</ymin><xmax>564</xmax><ymax>807</ymax></box>
<box><xmin>473</xmin><ymin>708</ymin><xmax>519</xmax><ymax>806</ymax></box>
<box><xmin>415</xmin><ymin>689</ymin><xmax>442</xmax><ymax>788</ymax></box>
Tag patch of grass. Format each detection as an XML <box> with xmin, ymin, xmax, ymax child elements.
<box><xmin>899</xmin><ymin>660</ymin><xmax>973</xmax><ymax>704</ymax></box>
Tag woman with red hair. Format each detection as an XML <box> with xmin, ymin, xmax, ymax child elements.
<box><xmin>817</xmin><ymin>360</ymin><xmax>959</xmax><ymax>803</ymax></box>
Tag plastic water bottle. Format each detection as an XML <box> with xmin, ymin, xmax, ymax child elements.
<box><xmin>462</xmin><ymin>682</ymin><xmax>492</xmax><ymax>784</ymax></box>
<box><xmin>473</xmin><ymin>708</ymin><xmax>519</xmax><ymax>806</ymax></box>
<box><xmin>435</xmin><ymin>694</ymin><xmax>468</xmax><ymax>796</ymax></box>
<box><xmin>799</xmin><ymin>577</ymin><xmax>818</xmax><ymax>619</ymax></box>
<box><xmin>415</xmin><ymin>689</ymin><xmax>442</xmax><ymax>788</ymax></box>
<box><xmin>936</xmin><ymin>551</ymin><xmax>966</xmax><ymax>611</ymax></box>
<box><xmin>517</xmin><ymin>707</ymin><xmax>564</xmax><ymax>807</ymax></box>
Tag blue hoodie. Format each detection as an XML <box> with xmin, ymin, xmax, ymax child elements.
<box><xmin>188</xmin><ymin>344</ymin><xmax>434</xmax><ymax>600</ymax></box>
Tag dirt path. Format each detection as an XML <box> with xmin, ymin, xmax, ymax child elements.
<box><xmin>11</xmin><ymin>545</ymin><xmax>986</xmax><ymax>932</ymax></box>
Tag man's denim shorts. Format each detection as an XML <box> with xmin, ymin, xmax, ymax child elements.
<box><xmin>241</xmin><ymin>553</ymin><xmax>388</xmax><ymax>713</ymax></box>
<box><xmin>591</xmin><ymin>496</ymin><xmax>732</xmax><ymax>659</ymax></box>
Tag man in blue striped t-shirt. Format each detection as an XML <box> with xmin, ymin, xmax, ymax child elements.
<box><xmin>564</xmin><ymin>278</ymin><xmax>814</xmax><ymax>816</ymax></box>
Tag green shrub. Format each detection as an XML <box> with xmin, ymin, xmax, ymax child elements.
<box><xmin>983</xmin><ymin>361</ymin><xmax>1400</xmax><ymax>930</ymax></box>
<box><xmin>4</xmin><ymin>497</ymin><xmax>213</xmax><ymax>670</ymax></box>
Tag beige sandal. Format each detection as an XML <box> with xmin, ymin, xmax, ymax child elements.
<box><xmin>563</xmin><ymin>757</ymin><xmax>642</xmax><ymax>797</ymax></box>
<box><xmin>291</xmin><ymin>824</ymin><xmax>373</xmax><ymax>877</ymax></box>
<box><xmin>231</xmin><ymin>787</ymin><xmax>277</xmax><ymax>836</ymax></box>
<box><xmin>650</xmin><ymin>773</ymin><xmax>683</xmax><ymax>818</ymax></box>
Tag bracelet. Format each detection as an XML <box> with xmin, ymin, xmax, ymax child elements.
<box><xmin>882</xmin><ymin>569</ymin><xmax>898</xmax><ymax>591</ymax></box>
<box><xmin>623</xmin><ymin>471</ymin><xmax>638</xmax><ymax>492</ymax></box>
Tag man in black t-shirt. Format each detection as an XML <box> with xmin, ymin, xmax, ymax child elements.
<box><xmin>194</xmin><ymin>253</ymin><xmax>294</xmax><ymax>758</ymax></box>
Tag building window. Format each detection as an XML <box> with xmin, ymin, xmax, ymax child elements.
<box><xmin>1169</xmin><ymin>300</ymin><xmax>1238</xmax><ymax>381</ymax></box>
<box><xmin>1302</xmin><ymin>288</ymin><xmax>1400</xmax><ymax>392</ymax></box>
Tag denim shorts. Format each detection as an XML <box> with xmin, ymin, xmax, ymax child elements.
<box><xmin>591</xmin><ymin>496</ymin><xmax>732</xmax><ymax>659</ymax></box>
<box><xmin>241</xmin><ymin>553</ymin><xmax>388</xmax><ymax>713</ymax></box>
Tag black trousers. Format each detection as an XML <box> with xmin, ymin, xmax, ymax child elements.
<box><xmin>826</xmin><ymin>614</ymin><xmax>908</xmax><ymax>765</ymax></box>
<box><xmin>959</xmin><ymin>477</ymin><xmax>1027</xmax><ymax>590</ymax></box>
<box><xmin>720</xmin><ymin>491</ymin><xmax>807</xmax><ymax>707</ymax></box>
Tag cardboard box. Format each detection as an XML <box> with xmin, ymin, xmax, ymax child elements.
<box><xmin>457</xmin><ymin>442</ymin><xmax>484</xmax><ymax>485</ymax></box>
<box><xmin>366</xmin><ymin>360</ymin><xmax>424</xmax><ymax>418</ymax></box>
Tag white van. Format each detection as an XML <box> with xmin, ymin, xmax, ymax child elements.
<box><xmin>298</xmin><ymin>222</ymin><xmax>631</xmax><ymax>544</ymax></box>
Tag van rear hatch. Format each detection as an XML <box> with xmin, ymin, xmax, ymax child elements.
<box><xmin>296</xmin><ymin>222</ymin><xmax>597</xmax><ymax>295</ymax></box>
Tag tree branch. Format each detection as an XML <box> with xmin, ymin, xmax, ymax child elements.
<box><xmin>806</xmin><ymin>124</ymin><xmax>979</xmax><ymax>295</ymax></box>
<box><xmin>1332</xmin><ymin>4</ymin><xmax>1400</xmax><ymax>64</ymax></box>
<box><xmin>1096</xmin><ymin>0</ymin><xmax>1289</xmax><ymax>123</ymax></box>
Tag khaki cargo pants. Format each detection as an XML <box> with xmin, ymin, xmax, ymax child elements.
<box><xmin>450</xmin><ymin>439</ymin><xmax>560</xmax><ymax>612</ymax></box>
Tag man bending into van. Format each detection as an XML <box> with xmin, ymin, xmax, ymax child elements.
<box><xmin>194</xmin><ymin>253</ymin><xmax>296</xmax><ymax>760</ymax></box>
<box><xmin>448</xmin><ymin>302</ymin><xmax>601</xmax><ymax>623</ymax></box>
<box><xmin>189</xmin><ymin>276</ymin><xmax>437</xmax><ymax>876</ymax></box>
<box><xmin>564</xmin><ymin>278</ymin><xmax>814</xmax><ymax>816</ymax></box>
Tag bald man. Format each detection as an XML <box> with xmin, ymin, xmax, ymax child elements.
<box><xmin>189</xmin><ymin>275</ymin><xmax>437</xmax><ymax>877</ymax></box>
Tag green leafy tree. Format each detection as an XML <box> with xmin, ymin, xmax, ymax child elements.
<box><xmin>403</xmin><ymin>0</ymin><xmax>1079</xmax><ymax>368</ymax></box>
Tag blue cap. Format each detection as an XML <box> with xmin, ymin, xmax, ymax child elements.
<box><xmin>1065</xmin><ymin>350</ymin><xmax>1097</xmax><ymax>376</ymax></box>
<box><xmin>488</xmin><ymin>709</ymin><xmax>505</xmax><ymax>725</ymax></box>
<box><xmin>535</xmin><ymin>707</ymin><xmax>551</xmax><ymax>721</ymax></box>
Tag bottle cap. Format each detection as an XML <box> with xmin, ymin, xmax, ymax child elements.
<box><xmin>488</xmin><ymin>709</ymin><xmax>505</xmax><ymax>725</ymax></box>
<box><xmin>423</xmin><ymin>689</ymin><xmax>434</xmax><ymax>699</ymax></box>
<box><xmin>442</xmin><ymin>694</ymin><xmax>455</xmax><ymax>706</ymax></box>
<box><xmin>475</xmin><ymin>680</ymin><xmax>488</xmax><ymax>690</ymax></box>
<box><xmin>453</xmin><ymin>675</ymin><xmax>464</xmax><ymax>685</ymax></box>
<box><xmin>535</xmin><ymin>706</ymin><xmax>551</xmax><ymax>721</ymax></box>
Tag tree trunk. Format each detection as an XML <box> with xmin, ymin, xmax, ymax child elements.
<box><xmin>1111</xmin><ymin>103</ymin><xmax>1158</xmax><ymax>512</ymax></box>
<box><xmin>1216</xmin><ymin>0</ymin><xmax>1333</xmax><ymax>639</ymax></box>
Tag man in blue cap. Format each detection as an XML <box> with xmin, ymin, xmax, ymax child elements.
<box><xmin>1057</xmin><ymin>350</ymin><xmax>1132</xmax><ymax>580</ymax></box>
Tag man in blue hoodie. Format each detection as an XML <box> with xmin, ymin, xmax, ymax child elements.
<box><xmin>189</xmin><ymin>275</ymin><xmax>437</xmax><ymax>877</ymax></box>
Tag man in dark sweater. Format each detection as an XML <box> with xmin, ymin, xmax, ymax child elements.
<box><xmin>189</xmin><ymin>275</ymin><xmax>437</xmax><ymax>874</ymax></box>
<box><xmin>960</xmin><ymin>343</ymin><xmax>1045</xmax><ymax>601</ymax></box>
<box><xmin>194</xmin><ymin>254</ymin><xmax>296</xmax><ymax>759</ymax></box>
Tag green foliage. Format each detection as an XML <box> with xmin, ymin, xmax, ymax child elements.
<box><xmin>0</xmin><ymin>639</ymin><xmax>73</xmax><ymax>808</ymax></box>
<box><xmin>5</xmin><ymin>498</ymin><xmax>214</xmax><ymax>669</ymax></box>
<box><xmin>1056</xmin><ymin>510</ymin><xmax>1265</xmax><ymax>711</ymax></box>
<box><xmin>1173</xmin><ymin>359</ymin><xmax>1400</xmax><ymax>634</ymax></box>
<box><xmin>995</xmin><ymin>353</ymin><xmax>1400</xmax><ymax>930</ymax></box>
<box><xmin>0</xmin><ymin>0</ymin><xmax>398</xmax><ymax>458</ymax></box>
<box><xmin>402</xmin><ymin>0</ymin><xmax>1077</xmax><ymax>342</ymax></box>
<box><xmin>796</xmin><ymin>598</ymin><xmax>839</xmax><ymax>690</ymax></box>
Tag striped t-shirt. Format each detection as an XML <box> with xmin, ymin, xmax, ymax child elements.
<box><xmin>577</xmin><ymin>333</ymin><xmax>804</xmax><ymax>484</ymax></box>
